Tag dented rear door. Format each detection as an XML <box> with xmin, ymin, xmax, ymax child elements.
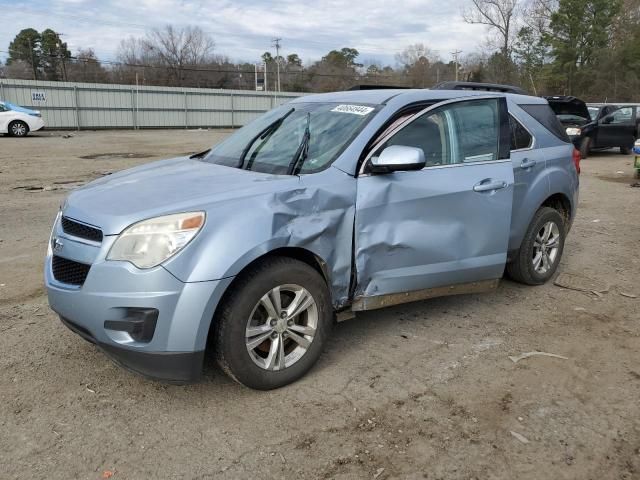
<box><xmin>354</xmin><ymin>97</ymin><xmax>514</xmax><ymax>299</ymax></box>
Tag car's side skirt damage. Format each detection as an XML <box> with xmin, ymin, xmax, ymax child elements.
<box><xmin>350</xmin><ymin>279</ymin><xmax>500</xmax><ymax>312</ymax></box>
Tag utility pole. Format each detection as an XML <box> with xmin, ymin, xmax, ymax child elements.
<box><xmin>54</xmin><ymin>32</ymin><xmax>67</xmax><ymax>81</ymax></box>
<box><xmin>450</xmin><ymin>49</ymin><xmax>462</xmax><ymax>82</ymax></box>
<box><xmin>27</xmin><ymin>38</ymin><xmax>38</xmax><ymax>80</ymax></box>
<box><xmin>272</xmin><ymin>37</ymin><xmax>282</xmax><ymax>92</ymax></box>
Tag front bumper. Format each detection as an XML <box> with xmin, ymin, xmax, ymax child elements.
<box><xmin>29</xmin><ymin>117</ymin><xmax>45</xmax><ymax>132</ymax></box>
<box><xmin>60</xmin><ymin>316</ymin><xmax>205</xmax><ymax>382</ymax></box>
<box><xmin>45</xmin><ymin>224</ymin><xmax>232</xmax><ymax>383</ymax></box>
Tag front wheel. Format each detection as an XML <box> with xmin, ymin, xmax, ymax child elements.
<box><xmin>213</xmin><ymin>257</ymin><xmax>332</xmax><ymax>390</ymax></box>
<box><xmin>506</xmin><ymin>207</ymin><xmax>566</xmax><ymax>285</ymax></box>
<box><xmin>8</xmin><ymin>120</ymin><xmax>29</xmax><ymax>137</ymax></box>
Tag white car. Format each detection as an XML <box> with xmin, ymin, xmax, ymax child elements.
<box><xmin>0</xmin><ymin>101</ymin><xmax>45</xmax><ymax>137</ymax></box>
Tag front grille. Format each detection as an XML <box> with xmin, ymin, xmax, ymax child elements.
<box><xmin>52</xmin><ymin>256</ymin><xmax>91</xmax><ymax>286</ymax></box>
<box><xmin>61</xmin><ymin>216</ymin><xmax>103</xmax><ymax>243</ymax></box>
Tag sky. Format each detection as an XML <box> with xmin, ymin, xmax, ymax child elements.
<box><xmin>0</xmin><ymin>0</ymin><xmax>488</xmax><ymax>67</ymax></box>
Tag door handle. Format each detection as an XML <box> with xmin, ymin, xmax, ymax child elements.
<box><xmin>473</xmin><ymin>180</ymin><xmax>507</xmax><ymax>193</ymax></box>
<box><xmin>520</xmin><ymin>158</ymin><xmax>537</xmax><ymax>169</ymax></box>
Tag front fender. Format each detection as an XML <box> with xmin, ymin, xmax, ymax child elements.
<box><xmin>162</xmin><ymin>168</ymin><xmax>357</xmax><ymax>307</ymax></box>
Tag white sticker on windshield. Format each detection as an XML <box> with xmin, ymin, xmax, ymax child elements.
<box><xmin>331</xmin><ymin>104</ymin><xmax>375</xmax><ymax>116</ymax></box>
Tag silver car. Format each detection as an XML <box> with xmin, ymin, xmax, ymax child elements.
<box><xmin>45</xmin><ymin>89</ymin><xmax>579</xmax><ymax>389</ymax></box>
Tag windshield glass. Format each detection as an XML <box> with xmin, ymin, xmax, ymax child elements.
<box><xmin>203</xmin><ymin>102</ymin><xmax>377</xmax><ymax>175</ymax></box>
<box><xmin>588</xmin><ymin>107</ymin><xmax>600</xmax><ymax>120</ymax></box>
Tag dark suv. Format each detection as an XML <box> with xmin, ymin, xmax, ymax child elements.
<box><xmin>545</xmin><ymin>96</ymin><xmax>638</xmax><ymax>159</ymax></box>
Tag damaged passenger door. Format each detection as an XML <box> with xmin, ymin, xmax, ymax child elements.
<box><xmin>353</xmin><ymin>97</ymin><xmax>514</xmax><ymax>308</ymax></box>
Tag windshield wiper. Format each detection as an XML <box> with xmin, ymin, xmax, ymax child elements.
<box><xmin>238</xmin><ymin>107</ymin><xmax>294</xmax><ymax>169</ymax></box>
<box><xmin>189</xmin><ymin>148</ymin><xmax>211</xmax><ymax>159</ymax></box>
<box><xmin>288</xmin><ymin>112</ymin><xmax>311</xmax><ymax>175</ymax></box>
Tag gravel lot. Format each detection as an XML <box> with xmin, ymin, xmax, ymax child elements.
<box><xmin>1</xmin><ymin>129</ymin><xmax>639</xmax><ymax>480</ymax></box>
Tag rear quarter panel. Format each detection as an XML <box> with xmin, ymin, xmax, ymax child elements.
<box><xmin>507</xmin><ymin>102</ymin><xmax>577</xmax><ymax>252</ymax></box>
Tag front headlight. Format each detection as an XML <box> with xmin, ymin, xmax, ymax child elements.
<box><xmin>47</xmin><ymin>211</ymin><xmax>62</xmax><ymax>256</ymax></box>
<box><xmin>566</xmin><ymin>127</ymin><xmax>582</xmax><ymax>136</ymax></box>
<box><xmin>107</xmin><ymin>212</ymin><xmax>205</xmax><ymax>269</ymax></box>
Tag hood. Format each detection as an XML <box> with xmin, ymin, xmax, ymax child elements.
<box><xmin>63</xmin><ymin>157</ymin><xmax>301</xmax><ymax>234</ymax></box>
<box><xmin>545</xmin><ymin>96</ymin><xmax>590</xmax><ymax>126</ymax></box>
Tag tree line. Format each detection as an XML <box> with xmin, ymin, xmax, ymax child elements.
<box><xmin>1</xmin><ymin>0</ymin><xmax>639</xmax><ymax>101</ymax></box>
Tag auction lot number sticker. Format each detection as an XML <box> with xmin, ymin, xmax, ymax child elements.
<box><xmin>331</xmin><ymin>104</ymin><xmax>374</xmax><ymax>115</ymax></box>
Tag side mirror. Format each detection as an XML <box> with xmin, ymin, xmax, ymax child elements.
<box><xmin>368</xmin><ymin>145</ymin><xmax>426</xmax><ymax>174</ymax></box>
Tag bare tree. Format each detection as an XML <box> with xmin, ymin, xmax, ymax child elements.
<box><xmin>463</xmin><ymin>0</ymin><xmax>521</xmax><ymax>57</ymax></box>
<box><xmin>142</xmin><ymin>25</ymin><xmax>215</xmax><ymax>86</ymax></box>
<box><xmin>395</xmin><ymin>43</ymin><xmax>439</xmax><ymax>69</ymax></box>
<box><xmin>2</xmin><ymin>59</ymin><xmax>34</xmax><ymax>80</ymax></box>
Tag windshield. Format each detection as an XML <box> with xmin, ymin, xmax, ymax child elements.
<box><xmin>203</xmin><ymin>102</ymin><xmax>377</xmax><ymax>175</ymax></box>
<box><xmin>588</xmin><ymin>107</ymin><xmax>600</xmax><ymax>121</ymax></box>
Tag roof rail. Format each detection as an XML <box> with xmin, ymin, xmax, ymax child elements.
<box><xmin>348</xmin><ymin>85</ymin><xmax>410</xmax><ymax>90</ymax></box>
<box><xmin>432</xmin><ymin>81</ymin><xmax>527</xmax><ymax>95</ymax></box>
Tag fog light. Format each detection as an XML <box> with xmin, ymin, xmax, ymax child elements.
<box><xmin>104</xmin><ymin>308</ymin><xmax>158</xmax><ymax>343</ymax></box>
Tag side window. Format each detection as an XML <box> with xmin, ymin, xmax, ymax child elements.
<box><xmin>382</xmin><ymin>110</ymin><xmax>454</xmax><ymax>166</ymax></box>
<box><xmin>509</xmin><ymin>115</ymin><xmax>533</xmax><ymax>150</ymax></box>
<box><xmin>609</xmin><ymin>107</ymin><xmax>633</xmax><ymax>124</ymax></box>
<box><xmin>375</xmin><ymin>99</ymin><xmax>501</xmax><ymax>167</ymax></box>
<box><xmin>449</xmin><ymin>101</ymin><xmax>500</xmax><ymax>163</ymax></box>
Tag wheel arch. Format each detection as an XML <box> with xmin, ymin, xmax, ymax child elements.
<box><xmin>541</xmin><ymin>192</ymin><xmax>572</xmax><ymax>226</ymax></box>
<box><xmin>204</xmin><ymin>247</ymin><xmax>333</xmax><ymax>345</ymax></box>
<box><xmin>509</xmin><ymin>191</ymin><xmax>574</xmax><ymax>260</ymax></box>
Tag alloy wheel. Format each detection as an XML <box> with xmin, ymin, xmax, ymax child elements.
<box><xmin>11</xmin><ymin>122</ymin><xmax>27</xmax><ymax>136</ymax></box>
<box><xmin>245</xmin><ymin>284</ymin><xmax>318</xmax><ymax>371</ymax></box>
<box><xmin>532</xmin><ymin>221</ymin><xmax>560</xmax><ymax>275</ymax></box>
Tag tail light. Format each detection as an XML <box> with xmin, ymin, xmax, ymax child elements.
<box><xmin>572</xmin><ymin>148</ymin><xmax>581</xmax><ymax>174</ymax></box>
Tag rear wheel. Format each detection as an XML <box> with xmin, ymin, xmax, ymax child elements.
<box><xmin>213</xmin><ymin>257</ymin><xmax>332</xmax><ymax>390</ymax></box>
<box><xmin>506</xmin><ymin>207</ymin><xmax>566</xmax><ymax>285</ymax></box>
<box><xmin>579</xmin><ymin>137</ymin><xmax>591</xmax><ymax>159</ymax></box>
<box><xmin>8</xmin><ymin>120</ymin><xmax>29</xmax><ymax>137</ymax></box>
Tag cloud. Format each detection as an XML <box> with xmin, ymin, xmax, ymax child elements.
<box><xmin>1</xmin><ymin>0</ymin><xmax>487</xmax><ymax>66</ymax></box>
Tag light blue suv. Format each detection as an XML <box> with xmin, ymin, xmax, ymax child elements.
<box><xmin>45</xmin><ymin>89</ymin><xmax>579</xmax><ymax>389</ymax></box>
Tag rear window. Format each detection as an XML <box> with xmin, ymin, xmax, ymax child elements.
<box><xmin>520</xmin><ymin>104</ymin><xmax>570</xmax><ymax>142</ymax></box>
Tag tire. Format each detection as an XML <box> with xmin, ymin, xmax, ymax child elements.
<box><xmin>8</xmin><ymin>120</ymin><xmax>29</xmax><ymax>137</ymax></box>
<box><xmin>579</xmin><ymin>137</ymin><xmax>590</xmax><ymax>159</ymax></box>
<box><xmin>620</xmin><ymin>146</ymin><xmax>632</xmax><ymax>155</ymax></box>
<box><xmin>506</xmin><ymin>207</ymin><xmax>566</xmax><ymax>286</ymax></box>
<box><xmin>213</xmin><ymin>256</ymin><xmax>332</xmax><ymax>390</ymax></box>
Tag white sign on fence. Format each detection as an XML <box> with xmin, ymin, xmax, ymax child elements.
<box><xmin>31</xmin><ymin>91</ymin><xmax>46</xmax><ymax>103</ymax></box>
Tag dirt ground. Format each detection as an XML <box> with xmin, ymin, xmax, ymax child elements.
<box><xmin>1</xmin><ymin>129</ymin><xmax>639</xmax><ymax>480</ymax></box>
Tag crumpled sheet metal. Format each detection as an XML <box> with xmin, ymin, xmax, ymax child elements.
<box><xmin>164</xmin><ymin>167</ymin><xmax>356</xmax><ymax>308</ymax></box>
<box><xmin>354</xmin><ymin>164</ymin><xmax>512</xmax><ymax>298</ymax></box>
<box><xmin>266</xmin><ymin>179</ymin><xmax>356</xmax><ymax>307</ymax></box>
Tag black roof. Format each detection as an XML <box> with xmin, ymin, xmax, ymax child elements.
<box><xmin>432</xmin><ymin>81</ymin><xmax>527</xmax><ymax>95</ymax></box>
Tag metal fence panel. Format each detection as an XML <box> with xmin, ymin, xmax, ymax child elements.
<box><xmin>0</xmin><ymin>78</ymin><xmax>304</xmax><ymax>130</ymax></box>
